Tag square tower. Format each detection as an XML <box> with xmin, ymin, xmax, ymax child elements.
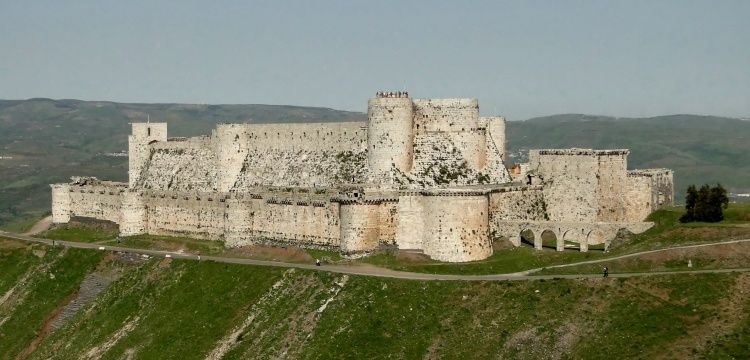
<box><xmin>128</xmin><ymin>123</ymin><xmax>167</xmax><ymax>187</ymax></box>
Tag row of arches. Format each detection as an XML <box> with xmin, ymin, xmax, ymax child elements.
<box><xmin>518</xmin><ymin>228</ymin><xmax>607</xmax><ymax>252</ymax></box>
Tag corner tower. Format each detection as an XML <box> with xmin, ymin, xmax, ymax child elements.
<box><xmin>366</xmin><ymin>91</ymin><xmax>414</xmax><ymax>181</ymax></box>
<box><xmin>128</xmin><ymin>122</ymin><xmax>167</xmax><ymax>188</ymax></box>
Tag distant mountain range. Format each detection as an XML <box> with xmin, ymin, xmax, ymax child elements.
<box><xmin>1</xmin><ymin>99</ymin><xmax>748</xmax><ymax>228</ymax></box>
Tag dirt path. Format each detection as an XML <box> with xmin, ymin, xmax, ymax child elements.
<box><xmin>2</xmin><ymin>230</ymin><xmax>750</xmax><ymax>282</ymax></box>
<box><xmin>23</xmin><ymin>216</ymin><xmax>53</xmax><ymax>236</ymax></box>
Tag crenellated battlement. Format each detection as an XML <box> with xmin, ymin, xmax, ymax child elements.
<box><xmin>375</xmin><ymin>91</ymin><xmax>409</xmax><ymax>98</ymax></box>
<box><xmin>535</xmin><ymin>148</ymin><xmax>630</xmax><ymax>156</ymax></box>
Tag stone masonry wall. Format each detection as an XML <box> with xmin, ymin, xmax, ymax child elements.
<box><xmin>51</xmin><ymin>184</ymin><xmax>72</xmax><ymax>223</ymax></box>
<box><xmin>139</xmin><ymin>137</ymin><xmax>219</xmax><ymax>192</ymax></box>
<box><xmin>128</xmin><ymin>123</ymin><xmax>167</xmax><ymax>187</ymax></box>
<box><xmin>377</xmin><ymin>202</ymin><xmax>399</xmax><ymax>246</ymax></box>
<box><xmin>67</xmin><ymin>183</ymin><xmax>126</xmax><ymax>224</ymax></box>
<box><xmin>482</xmin><ymin>116</ymin><xmax>506</xmax><ymax>163</ymax></box>
<box><xmin>220</xmin><ymin>122</ymin><xmax>367</xmax><ymax>189</ymax></box>
<box><xmin>596</xmin><ymin>152</ymin><xmax>629</xmax><ymax>222</ymax></box>
<box><xmin>421</xmin><ymin>194</ymin><xmax>491</xmax><ymax>262</ymax></box>
<box><xmin>143</xmin><ymin>193</ymin><xmax>226</xmax><ymax>240</ymax></box>
<box><xmin>413</xmin><ymin>98</ymin><xmax>485</xmax><ymax>170</ymax></box>
<box><xmin>232</xmin><ymin>149</ymin><xmax>368</xmax><ymax>189</ymax></box>
<box><xmin>625</xmin><ymin>173</ymin><xmax>653</xmax><ymax>222</ymax></box>
<box><xmin>339</xmin><ymin>204</ymin><xmax>381</xmax><ymax>252</ymax></box>
<box><xmin>213</xmin><ymin>124</ymin><xmax>251</xmax><ymax>192</ymax></box>
<box><xmin>529</xmin><ymin>149</ymin><xmax>631</xmax><ymax>223</ymax></box>
<box><xmin>367</xmin><ymin>97</ymin><xmax>414</xmax><ymax>180</ymax></box>
<box><xmin>120</xmin><ymin>191</ymin><xmax>147</xmax><ymax>236</ymax></box>
<box><xmin>631</xmin><ymin>169</ymin><xmax>674</xmax><ymax>208</ymax></box>
<box><xmin>488</xmin><ymin>186</ymin><xmax>547</xmax><ymax>222</ymax></box>
<box><xmin>482</xmin><ymin>117</ymin><xmax>509</xmax><ymax>179</ymax></box>
<box><xmin>249</xmin><ymin>200</ymin><xmax>340</xmax><ymax>247</ymax></box>
<box><xmin>529</xmin><ymin>150</ymin><xmax>600</xmax><ymax>222</ymax></box>
<box><xmin>222</xmin><ymin>193</ymin><xmax>342</xmax><ymax>249</ymax></box>
<box><xmin>133</xmin><ymin>122</ymin><xmax>367</xmax><ymax>192</ymax></box>
<box><xmin>394</xmin><ymin>195</ymin><xmax>425</xmax><ymax>249</ymax></box>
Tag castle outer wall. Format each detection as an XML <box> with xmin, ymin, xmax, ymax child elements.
<box><xmin>50</xmin><ymin>92</ymin><xmax>672</xmax><ymax>262</ymax></box>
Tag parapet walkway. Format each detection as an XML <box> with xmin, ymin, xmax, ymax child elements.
<box><xmin>1</xmin><ymin>230</ymin><xmax>749</xmax><ymax>282</ymax></box>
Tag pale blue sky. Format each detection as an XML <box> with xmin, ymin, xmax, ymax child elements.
<box><xmin>1</xmin><ymin>0</ymin><xmax>748</xmax><ymax>120</ymax></box>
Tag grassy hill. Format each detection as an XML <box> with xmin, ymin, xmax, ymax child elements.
<box><xmin>1</xmin><ymin>236</ymin><xmax>748</xmax><ymax>359</ymax></box>
<box><xmin>2</xmin><ymin>99</ymin><xmax>748</xmax><ymax>229</ymax></box>
<box><xmin>506</xmin><ymin>114</ymin><xmax>750</xmax><ymax>202</ymax></box>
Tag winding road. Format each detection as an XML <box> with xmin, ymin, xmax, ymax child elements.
<box><xmin>1</xmin><ymin>229</ymin><xmax>748</xmax><ymax>282</ymax></box>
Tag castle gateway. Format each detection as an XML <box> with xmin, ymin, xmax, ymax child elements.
<box><xmin>50</xmin><ymin>92</ymin><xmax>673</xmax><ymax>262</ymax></box>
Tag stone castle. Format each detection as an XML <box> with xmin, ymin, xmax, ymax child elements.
<box><xmin>50</xmin><ymin>92</ymin><xmax>673</xmax><ymax>262</ymax></box>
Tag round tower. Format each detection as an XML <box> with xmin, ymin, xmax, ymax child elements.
<box><xmin>366</xmin><ymin>91</ymin><xmax>414</xmax><ymax>180</ymax></box>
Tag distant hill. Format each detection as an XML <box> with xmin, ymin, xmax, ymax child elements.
<box><xmin>506</xmin><ymin>114</ymin><xmax>750</xmax><ymax>203</ymax></box>
<box><xmin>1</xmin><ymin>99</ymin><xmax>748</xmax><ymax>228</ymax></box>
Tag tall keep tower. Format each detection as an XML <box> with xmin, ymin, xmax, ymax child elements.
<box><xmin>128</xmin><ymin>122</ymin><xmax>167</xmax><ymax>187</ymax></box>
<box><xmin>366</xmin><ymin>91</ymin><xmax>414</xmax><ymax>181</ymax></box>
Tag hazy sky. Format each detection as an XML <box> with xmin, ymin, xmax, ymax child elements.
<box><xmin>1</xmin><ymin>0</ymin><xmax>748</xmax><ymax>120</ymax></box>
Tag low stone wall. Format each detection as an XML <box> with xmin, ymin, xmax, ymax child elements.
<box><xmin>143</xmin><ymin>193</ymin><xmax>226</xmax><ymax>240</ymax></box>
<box><xmin>51</xmin><ymin>182</ymin><xmax>127</xmax><ymax>225</ymax></box>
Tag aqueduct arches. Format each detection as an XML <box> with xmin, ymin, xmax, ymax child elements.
<box><xmin>494</xmin><ymin>221</ymin><xmax>653</xmax><ymax>252</ymax></box>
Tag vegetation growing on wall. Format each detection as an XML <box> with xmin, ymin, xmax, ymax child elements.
<box><xmin>335</xmin><ymin>150</ymin><xmax>367</xmax><ymax>183</ymax></box>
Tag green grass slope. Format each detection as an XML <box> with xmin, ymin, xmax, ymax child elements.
<box><xmin>0</xmin><ymin>239</ymin><xmax>747</xmax><ymax>359</ymax></box>
<box><xmin>0</xmin><ymin>241</ymin><xmax>103</xmax><ymax>358</ymax></box>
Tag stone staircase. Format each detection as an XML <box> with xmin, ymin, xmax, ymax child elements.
<box><xmin>50</xmin><ymin>272</ymin><xmax>115</xmax><ymax>330</ymax></box>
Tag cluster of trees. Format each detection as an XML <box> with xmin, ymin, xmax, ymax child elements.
<box><xmin>680</xmin><ymin>184</ymin><xmax>729</xmax><ymax>223</ymax></box>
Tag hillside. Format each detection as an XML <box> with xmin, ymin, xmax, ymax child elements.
<box><xmin>0</xmin><ymin>237</ymin><xmax>748</xmax><ymax>359</ymax></box>
<box><xmin>506</xmin><ymin>114</ymin><xmax>750</xmax><ymax>202</ymax></box>
<box><xmin>2</xmin><ymin>99</ymin><xmax>749</xmax><ymax>229</ymax></box>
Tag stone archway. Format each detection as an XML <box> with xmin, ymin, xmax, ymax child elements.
<box><xmin>561</xmin><ymin>229</ymin><xmax>583</xmax><ymax>251</ymax></box>
<box><xmin>520</xmin><ymin>229</ymin><xmax>535</xmax><ymax>247</ymax></box>
<box><xmin>540</xmin><ymin>229</ymin><xmax>558</xmax><ymax>251</ymax></box>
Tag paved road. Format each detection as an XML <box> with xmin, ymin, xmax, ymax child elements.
<box><xmin>1</xmin><ymin>230</ymin><xmax>749</xmax><ymax>282</ymax></box>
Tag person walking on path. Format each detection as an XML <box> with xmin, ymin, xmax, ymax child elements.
<box><xmin>603</xmin><ymin>266</ymin><xmax>609</xmax><ymax>278</ymax></box>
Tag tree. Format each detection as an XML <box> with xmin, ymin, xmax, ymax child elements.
<box><xmin>707</xmin><ymin>184</ymin><xmax>729</xmax><ymax>222</ymax></box>
<box><xmin>695</xmin><ymin>184</ymin><xmax>711</xmax><ymax>221</ymax></box>
<box><xmin>680</xmin><ymin>183</ymin><xmax>729</xmax><ymax>223</ymax></box>
<box><xmin>680</xmin><ymin>185</ymin><xmax>698</xmax><ymax>223</ymax></box>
